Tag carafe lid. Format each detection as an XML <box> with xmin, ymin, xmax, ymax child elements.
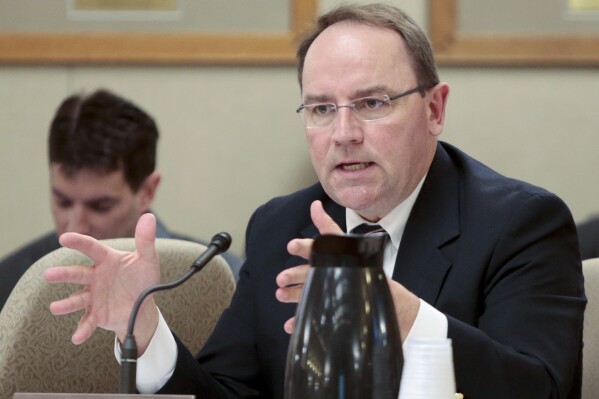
<box><xmin>310</xmin><ymin>233</ymin><xmax>386</xmax><ymax>268</ymax></box>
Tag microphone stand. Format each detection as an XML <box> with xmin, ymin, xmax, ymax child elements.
<box><xmin>119</xmin><ymin>233</ymin><xmax>232</xmax><ymax>393</ymax></box>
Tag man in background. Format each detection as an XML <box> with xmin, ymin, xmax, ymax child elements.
<box><xmin>0</xmin><ymin>89</ymin><xmax>241</xmax><ymax>309</ymax></box>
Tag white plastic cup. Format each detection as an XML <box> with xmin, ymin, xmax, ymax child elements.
<box><xmin>398</xmin><ymin>338</ymin><xmax>456</xmax><ymax>399</ymax></box>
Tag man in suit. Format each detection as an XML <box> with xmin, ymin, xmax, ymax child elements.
<box><xmin>0</xmin><ymin>89</ymin><xmax>242</xmax><ymax>310</ymax></box>
<box><xmin>45</xmin><ymin>4</ymin><xmax>585</xmax><ymax>399</ymax></box>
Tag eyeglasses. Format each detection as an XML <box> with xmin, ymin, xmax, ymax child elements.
<box><xmin>296</xmin><ymin>86</ymin><xmax>428</xmax><ymax>128</ymax></box>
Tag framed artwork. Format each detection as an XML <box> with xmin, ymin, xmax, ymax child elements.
<box><xmin>0</xmin><ymin>0</ymin><xmax>317</xmax><ymax>64</ymax></box>
<box><xmin>429</xmin><ymin>0</ymin><xmax>599</xmax><ymax>65</ymax></box>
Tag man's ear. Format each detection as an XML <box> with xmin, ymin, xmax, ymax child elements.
<box><xmin>138</xmin><ymin>171</ymin><xmax>161</xmax><ymax>211</ymax></box>
<box><xmin>427</xmin><ymin>82</ymin><xmax>450</xmax><ymax>137</ymax></box>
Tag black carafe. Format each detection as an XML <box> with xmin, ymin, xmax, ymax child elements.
<box><xmin>284</xmin><ymin>233</ymin><xmax>403</xmax><ymax>399</ymax></box>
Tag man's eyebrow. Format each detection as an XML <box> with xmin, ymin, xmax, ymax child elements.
<box><xmin>353</xmin><ymin>85</ymin><xmax>393</xmax><ymax>98</ymax></box>
<box><xmin>51</xmin><ymin>187</ymin><xmax>69</xmax><ymax>200</ymax></box>
<box><xmin>83</xmin><ymin>196</ymin><xmax>120</xmax><ymax>207</ymax></box>
<box><xmin>303</xmin><ymin>85</ymin><xmax>394</xmax><ymax>104</ymax></box>
<box><xmin>51</xmin><ymin>187</ymin><xmax>119</xmax><ymax>206</ymax></box>
<box><xmin>303</xmin><ymin>94</ymin><xmax>333</xmax><ymax>104</ymax></box>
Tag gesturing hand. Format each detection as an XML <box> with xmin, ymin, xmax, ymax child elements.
<box><xmin>44</xmin><ymin>213</ymin><xmax>161</xmax><ymax>354</ymax></box>
<box><xmin>275</xmin><ymin>200</ymin><xmax>343</xmax><ymax>334</ymax></box>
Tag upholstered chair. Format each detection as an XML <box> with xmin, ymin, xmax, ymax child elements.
<box><xmin>0</xmin><ymin>238</ymin><xmax>235</xmax><ymax>398</ymax></box>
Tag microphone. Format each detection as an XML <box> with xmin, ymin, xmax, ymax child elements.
<box><xmin>119</xmin><ymin>232</ymin><xmax>232</xmax><ymax>393</ymax></box>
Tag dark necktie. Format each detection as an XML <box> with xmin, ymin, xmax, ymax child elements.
<box><xmin>351</xmin><ymin>223</ymin><xmax>387</xmax><ymax>235</ymax></box>
<box><xmin>350</xmin><ymin>224</ymin><xmax>391</xmax><ymax>277</ymax></box>
<box><xmin>350</xmin><ymin>223</ymin><xmax>390</xmax><ymax>246</ymax></box>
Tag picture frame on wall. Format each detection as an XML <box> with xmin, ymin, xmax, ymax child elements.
<box><xmin>429</xmin><ymin>0</ymin><xmax>599</xmax><ymax>66</ymax></box>
<box><xmin>0</xmin><ymin>0</ymin><xmax>317</xmax><ymax>65</ymax></box>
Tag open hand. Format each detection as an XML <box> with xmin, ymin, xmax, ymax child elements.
<box><xmin>44</xmin><ymin>213</ymin><xmax>161</xmax><ymax>352</ymax></box>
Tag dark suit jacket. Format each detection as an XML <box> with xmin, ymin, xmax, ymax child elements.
<box><xmin>0</xmin><ymin>216</ymin><xmax>243</xmax><ymax>310</ymax></box>
<box><xmin>577</xmin><ymin>215</ymin><xmax>599</xmax><ymax>260</ymax></box>
<box><xmin>161</xmin><ymin>142</ymin><xmax>586</xmax><ymax>399</ymax></box>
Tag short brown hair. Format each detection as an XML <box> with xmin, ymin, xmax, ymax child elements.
<box><xmin>49</xmin><ymin>89</ymin><xmax>158</xmax><ymax>192</ymax></box>
<box><xmin>296</xmin><ymin>3</ymin><xmax>439</xmax><ymax>91</ymax></box>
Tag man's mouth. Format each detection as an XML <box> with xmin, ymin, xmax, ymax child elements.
<box><xmin>340</xmin><ymin>162</ymin><xmax>371</xmax><ymax>171</ymax></box>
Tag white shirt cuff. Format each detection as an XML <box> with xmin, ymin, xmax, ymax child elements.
<box><xmin>114</xmin><ymin>309</ymin><xmax>178</xmax><ymax>393</ymax></box>
<box><xmin>403</xmin><ymin>299</ymin><xmax>448</xmax><ymax>347</ymax></box>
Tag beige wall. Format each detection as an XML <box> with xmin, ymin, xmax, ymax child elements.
<box><xmin>1</xmin><ymin>0</ymin><xmax>598</xmax><ymax>261</ymax></box>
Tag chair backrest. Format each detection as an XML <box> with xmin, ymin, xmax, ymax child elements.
<box><xmin>0</xmin><ymin>238</ymin><xmax>236</xmax><ymax>399</ymax></box>
<box><xmin>582</xmin><ymin>257</ymin><xmax>599</xmax><ymax>399</ymax></box>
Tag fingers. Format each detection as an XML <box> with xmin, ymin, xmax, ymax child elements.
<box><xmin>135</xmin><ymin>213</ymin><xmax>157</xmax><ymax>259</ymax></box>
<box><xmin>276</xmin><ymin>281</ymin><xmax>306</xmax><ymax>304</ymax></box>
<box><xmin>311</xmin><ymin>200</ymin><xmax>344</xmax><ymax>235</ymax></box>
<box><xmin>59</xmin><ymin>233</ymin><xmax>110</xmax><ymax>262</ymax></box>
<box><xmin>276</xmin><ymin>264</ymin><xmax>310</xmax><ymax>306</ymax></box>
<box><xmin>284</xmin><ymin>317</ymin><xmax>296</xmax><ymax>334</ymax></box>
<box><xmin>276</xmin><ymin>264</ymin><xmax>310</xmax><ymax>289</ymax></box>
<box><xmin>46</xmin><ymin>214</ymin><xmax>158</xmax><ymax>347</ymax></box>
<box><xmin>71</xmin><ymin>310</ymin><xmax>98</xmax><ymax>345</ymax></box>
<box><xmin>287</xmin><ymin>238</ymin><xmax>313</xmax><ymax>260</ymax></box>
<box><xmin>44</xmin><ymin>266</ymin><xmax>94</xmax><ymax>285</ymax></box>
<box><xmin>49</xmin><ymin>289</ymin><xmax>91</xmax><ymax>316</ymax></box>
<box><xmin>48</xmin><ymin>290</ymin><xmax>99</xmax><ymax>345</ymax></box>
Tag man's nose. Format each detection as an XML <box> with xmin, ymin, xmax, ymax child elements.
<box><xmin>65</xmin><ymin>206</ymin><xmax>92</xmax><ymax>235</ymax></box>
<box><xmin>330</xmin><ymin>107</ymin><xmax>364</xmax><ymax>144</ymax></box>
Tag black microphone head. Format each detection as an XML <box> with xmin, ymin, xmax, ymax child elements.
<box><xmin>211</xmin><ymin>232</ymin><xmax>232</xmax><ymax>253</ymax></box>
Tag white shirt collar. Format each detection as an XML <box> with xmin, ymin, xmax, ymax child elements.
<box><xmin>345</xmin><ymin>175</ymin><xmax>427</xmax><ymax>251</ymax></box>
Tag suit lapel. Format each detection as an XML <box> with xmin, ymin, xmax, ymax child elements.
<box><xmin>392</xmin><ymin>143</ymin><xmax>460</xmax><ymax>306</ymax></box>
